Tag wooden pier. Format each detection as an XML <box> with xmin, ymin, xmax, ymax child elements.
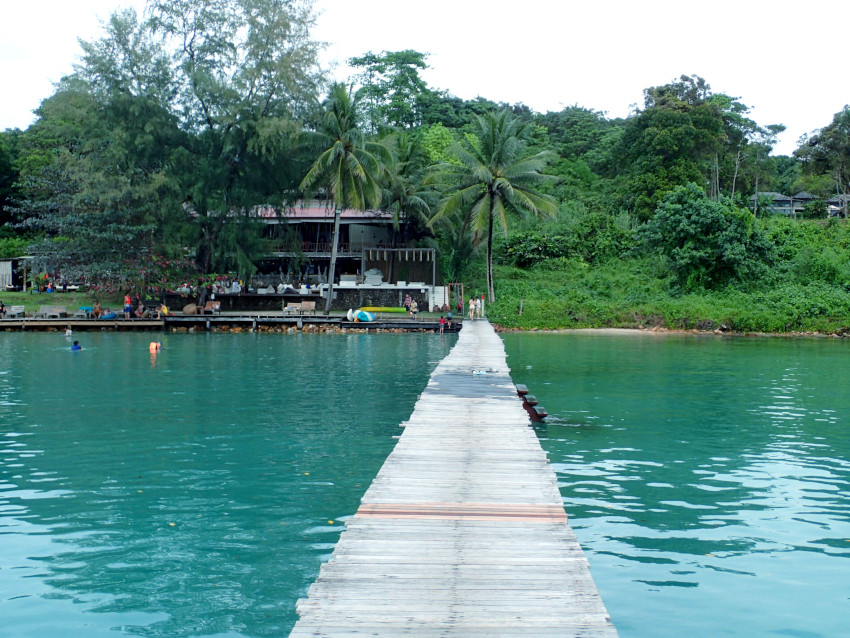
<box><xmin>290</xmin><ymin>320</ymin><xmax>617</xmax><ymax>636</ymax></box>
<box><xmin>162</xmin><ymin>313</ymin><xmax>459</xmax><ymax>333</ymax></box>
<box><xmin>0</xmin><ymin>314</ymin><xmax>457</xmax><ymax>333</ymax></box>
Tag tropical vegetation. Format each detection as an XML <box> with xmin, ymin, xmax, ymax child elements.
<box><xmin>4</xmin><ymin>0</ymin><xmax>850</xmax><ymax>332</ymax></box>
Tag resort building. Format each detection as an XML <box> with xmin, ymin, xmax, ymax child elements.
<box><xmin>252</xmin><ymin>201</ymin><xmax>436</xmax><ymax>288</ymax></box>
<box><xmin>247</xmin><ymin>201</ymin><xmax>448</xmax><ymax>311</ymax></box>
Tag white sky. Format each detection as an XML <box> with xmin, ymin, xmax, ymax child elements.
<box><xmin>2</xmin><ymin>0</ymin><xmax>848</xmax><ymax>156</ymax></box>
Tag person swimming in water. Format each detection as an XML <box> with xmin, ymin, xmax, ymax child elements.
<box><xmin>71</xmin><ymin>341</ymin><xmax>82</xmax><ymax>351</ymax></box>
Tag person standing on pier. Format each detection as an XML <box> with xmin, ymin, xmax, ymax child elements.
<box><xmin>468</xmin><ymin>296</ymin><xmax>476</xmax><ymax>320</ymax></box>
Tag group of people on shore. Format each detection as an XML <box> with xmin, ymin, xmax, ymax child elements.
<box><xmin>90</xmin><ymin>295</ymin><xmax>168</xmax><ymax>320</ymax></box>
<box><xmin>403</xmin><ymin>292</ymin><xmax>484</xmax><ymax>326</ymax></box>
<box><xmin>0</xmin><ymin>294</ymin><xmax>169</xmax><ymax>321</ymax></box>
<box><xmin>34</xmin><ymin>280</ymin><xmax>69</xmax><ymax>293</ymax></box>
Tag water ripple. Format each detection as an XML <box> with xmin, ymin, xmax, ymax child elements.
<box><xmin>504</xmin><ymin>332</ymin><xmax>850</xmax><ymax>638</ymax></box>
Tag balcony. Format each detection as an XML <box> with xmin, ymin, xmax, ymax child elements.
<box><xmin>267</xmin><ymin>242</ymin><xmax>423</xmax><ymax>259</ymax></box>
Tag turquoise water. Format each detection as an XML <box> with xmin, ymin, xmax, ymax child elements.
<box><xmin>502</xmin><ymin>332</ymin><xmax>850</xmax><ymax>637</ymax></box>
<box><xmin>0</xmin><ymin>331</ymin><xmax>456</xmax><ymax>637</ymax></box>
<box><xmin>5</xmin><ymin>330</ymin><xmax>849</xmax><ymax>637</ymax></box>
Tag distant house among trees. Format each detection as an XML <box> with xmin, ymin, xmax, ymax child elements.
<box><xmin>751</xmin><ymin>192</ymin><xmax>792</xmax><ymax>216</ymax></box>
<box><xmin>750</xmin><ymin>191</ymin><xmax>847</xmax><ymax>217</ymax></box>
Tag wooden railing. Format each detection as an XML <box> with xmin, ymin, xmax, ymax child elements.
<box><xmin>267</xmin><ymin>242</ymin><xmax>406</xmax><ymax>256</ymax></box>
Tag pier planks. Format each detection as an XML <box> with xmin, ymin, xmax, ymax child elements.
<box><xmin>290</xmin><ymin>319</ymin><xmax>617</xmax><ymax>636</ymax></box>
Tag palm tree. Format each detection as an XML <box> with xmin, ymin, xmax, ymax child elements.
<box><xmin>430</xmin><ymin>110</ymin><xmax>557</xmax><ymax>303</ymax></box>
<box><xmin>382</xmin><ymin>131</ymin><xmax>434</xmax><ymax>233</ymax></box>
<box><xmin>380</xmin><ymin>131</ymin><xmax>436</xmax><ymax>283</ymax></box>
<box><xmin>299</xmin><ymin>83</ymin><xmax>392</xmax><ymax>313</ymax></box>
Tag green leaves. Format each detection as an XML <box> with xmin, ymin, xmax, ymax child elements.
<box><xmin>12</xmin><ymin>0</ymin><xmax>325</xmax><ymax>285</ymax></box>
<box><xmin>796</xmin><ymin>106</ymin><xmax>850</xmax><ymax>214</ymax></box>
<box><xmin>349</xmin><ymin>50</ymin><xmax>433</xmax><ymax>130</ymax></box>
<box><xmin>300</xmin><ymin>83</ymin><xmax>391</xmax><ymax>211</ymax></box>
<box><xmin>431</xmin><ymin>110</ymin><xmax>557</xmax><ymax>302</ymax></box>
<box><xmin>619</xmin><ymin>75</ymin><xmax>758</xmax><ymax>219</ymax></box>
<box><xmin>149</xmin><ymin>0</ymin><xmax>321</xmax><ymax>128</ymax></box>
<box><xmin>639</xmin><ymin>183</ymin><xmax>773</xmax><ymax>291</ymax></box>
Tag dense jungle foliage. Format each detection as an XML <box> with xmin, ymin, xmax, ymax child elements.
<box><xmin>3</xmin><ymin>0</ymin><xmax>850</xmax><ymax>332</ymax></box>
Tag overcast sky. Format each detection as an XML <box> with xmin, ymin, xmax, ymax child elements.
<box><xmin>2</xmin><ymin>0</ymin><xmax>848</xmax><ymax>155</ymax></box>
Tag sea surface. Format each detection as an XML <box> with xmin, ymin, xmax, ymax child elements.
<box><xmin>0</xmin><ymin>331</ymin><xmax>456</xmax><ymax>637</ymax></box>
<box><xmin>3</xmin><ymin>329</ymin><xmax>849</xmax><ymax>637</ymax></box>
<box><xmin>502</xmin><ymin>331</ymin><xmax>850</xmax><ymax>638</ymax></box>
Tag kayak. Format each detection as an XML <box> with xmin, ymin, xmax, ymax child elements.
<box><xmin>359</xmin><ymin>306</ymin><xmax>406</xmax><ymax>313</ymax></box>
<box><xmin>346</xmin><ymin>309</ymin><xmax>375</xmax><ymax>322</ymax></box>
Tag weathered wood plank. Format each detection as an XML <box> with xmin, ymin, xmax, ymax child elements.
<box><xmin>290</xmin><ymin>320</ymin><xmax>617</xmax><ymax>637</ymax></box>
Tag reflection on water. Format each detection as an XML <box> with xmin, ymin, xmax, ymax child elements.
<box><xmin>0</xmin><ymin>332</ymin><xmax>455</xmax><ymax>637</ymax></box>
<box><xmin>503</xmin><ymin>332</ymin><xmax>850</xmax><ymax>638</ymax></box>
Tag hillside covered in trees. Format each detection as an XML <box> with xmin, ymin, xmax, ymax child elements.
<box><xmin>3</xmin><ymin>0</ymin><xmax>850</xmax><ymax>332</ymax></box>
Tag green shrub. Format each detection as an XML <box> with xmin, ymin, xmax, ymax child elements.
<box><xmin>638</xmin><ymin>183</ymin><xmax>774</xmax><ymax>291</ymax></box>
<box><xmin>495</xmin><ymin>205</ymin><xmax>637</xmax><ymax>268</ymax></box>
<box><xmin>0</xmin><ymin>237</ymin><xmax>30</xmax><ymax>259</ymax></box>
<box><xmin>496</xmin><ymin>230</ymin><xmax>574</xmax><ymax>267</ymax></box>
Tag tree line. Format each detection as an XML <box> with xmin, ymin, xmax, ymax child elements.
<box><xmin>2</xmin><ymin>0</ymin><xmax>850</xmax><ymax>308</ymax></box>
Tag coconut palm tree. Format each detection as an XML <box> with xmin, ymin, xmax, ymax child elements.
<box><xmin>378</xmin><ymin>131</ymin><xmax>437</xmax><ymax>283</ymax></box>
<box><xmin>299</xmin><ymin>83</ymin><xmax>392</xmax><ymax>313</ymax></box>
<box><xmin>430</xmin><ymin>110</ymin><xmax>557</xmax><ymax>303</ymax></box>
<box><xmin>382</xmin><ymin>130</ymin><xmax>434</xmax><ymax>234</ymax></box>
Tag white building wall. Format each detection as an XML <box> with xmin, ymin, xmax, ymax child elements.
<box><xmin>0</xmin><ymin>261</ymin><xmax>12</xmax><ymax>288</ymax></box>
<box><xmin>349</xmin><ymin>225</ymin><xmax>391</xmax><ymax>247</ymax></box>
